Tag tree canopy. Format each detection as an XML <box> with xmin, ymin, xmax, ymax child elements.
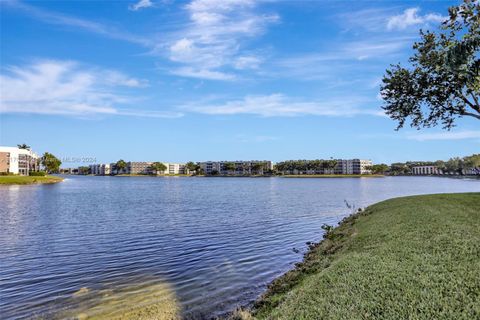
<box><xmin>41</xmin><ymin>152</ymin><xmax>61</xmax><ymax>173</ymax></box>
<box><xmin>17</xmin><ymin>144</ymin><xmax>31</xmax><ymax>150</ymax></box>
<box><xmin>150</xmin><ymin>162</ymin><xmax>167</xmax><ymax>174</ymax></box>
<box><xmin>381</xmin><ymin>0</ymin><xmax>479</xmax><ymax>130</ymax></box>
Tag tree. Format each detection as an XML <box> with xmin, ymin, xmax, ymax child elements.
<box><xmin>463</xmin><ymin>154</ymin><xmax>480</xmax><ymax>168</ymax></box>
<box><xmin>185</xmin><ymin>162</ymin><xmax>198</xmax><ymax>175</ymax></box>
<box><xmin>381</xmin><ymin>0</ymin><xmax>479</xmax><ymax>130</ymax></box>
<box><xmin>41</xmin><ymin>152</ymin><xmax>61</xmax><ymax>173</ymax></box>
<box><xmin>78</xmin><ymin>166</ymin><xmax>90</xmax><ymax>175</ymax></box>
<box><xmin>251</xmin><ymin>162</ymin><xmax>265</xmax><ymax>175</ymax></box>
<box><xmin>223</xmin><ymin>162</ymin><xmax>236</xmax><ymax>175</ymax></box>
<box><xmin>367</xmin><ymin>164</ymin><xmax>389</xmax><ymax>174</ymax></box>
<box><xmin>17</xmin><ymin>144</ymin><xmax>31</xmax><ymax>150</ymax></box>
<box><xmin>445</xmin><ymin>157</ymin><xmax>464</xmax><ymax>174</ymax></box>
<box><xmin>150</xmin><ymin>162</ymin><xmax>167</xmax><ymax>175</ymax></box>
<box><xmin>114</xmin><ymin>159</ymin><xmax>127</xmax><ymax>174</ymax></box>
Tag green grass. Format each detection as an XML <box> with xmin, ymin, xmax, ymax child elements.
<box><xmin>0</xmin><ymin>175</ymin><xmax>64</xmax><ymax>185</ymax></box>
<box><xmin>281</xmin><ymin>174</ymin><xmax>384</xmax><ymax>178</ymax></box>
<box><xmin>252</xmin><ymin>193</ymin><xmax>480</xmax><ymax>320</ymax></box>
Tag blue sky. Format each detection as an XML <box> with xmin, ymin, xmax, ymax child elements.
<box><xmin>0</xmin><ymin>0</ymin><xmax>478</xmax><ymax>166</ymax></box>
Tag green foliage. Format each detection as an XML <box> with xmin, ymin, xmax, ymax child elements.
<box><xmin>254</xmin><ymin>193</ymin><xmax>480</xmax><ymax>319</ymax></box>
<box><xmin>0</xmin><ymin>175</ymin><xmax>63</xmax><ymax>185</ymax></box>
<box><xmin>366</xmin><ymin>164</ymin><xmax>389</xmax><ymax>174</ymax></box>
<box><xmin>41</xmin><ymin>152</ymin><xmax>62</xmax><ymax>173</ymax></box>
<box><xmin>17</xmin><ymin>143</ymin><xmax>30</xmax><ymax>150</ymax></box>
<box><xmin>185</xmin><ymin>161</ymin><xmax>200</xmax><ymax>174</ymax></box>
<box><xmin>150</xmin><ymin>162</ymin><xmax>167</xmax><ymax>174</ymax></box>
<box><xmin>275</xmin><ymin>159</ymin><xmax>338</xmax><ymax>174</ymax></box>
<box><xmin>29</xmin><ymin>171</ymin><xmax>46</xmax><ymax>176</ymax></box>
<box><xmin>114</xmin><ymin>160</ymin><xmax>127</xmax><ymax>173</ymax></box>
<box><xmin>78</xmin><ymin>166</ymin><xmax>90</xmax><ymax>175</ymax></box>
<box><xmin>381</xmin><ymin>0</ymin><xmax>480</xmax><ymax>130</ymax></box>
<box><xmin>223</xmin><ymin>162</ymin><xmax>236</xmax><ymax>173</ymax></box>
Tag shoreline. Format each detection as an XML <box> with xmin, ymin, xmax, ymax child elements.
<box><xmin>0</xmin><ymin>175</ymin><xmax>64</xmax><ymax>185</ymax></box>
<box><xmin>239</xmin><ymin>192</ymin><xmax>480</xmax><ymax>319</ymax></box>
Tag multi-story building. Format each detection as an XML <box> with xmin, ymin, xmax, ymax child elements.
<box><xmin>412</xmin><ymin>166</ymin><xmax>442</xmax><ymax>175</ymax></box>
<box><xmin>89</xmin><ymin>164</ymin><xmax>111</xmax><ymax>175</ymax></box>
<box><xmin>334</xmin><ymin>159</ymin><xmax>372</xmax><ymax>175</ymax></box>
<box><xmin>199</xmin><ymin>161</ymin><xmax>273</xmax><ymax>175</ymax></box>
<box><xmin>109</xmin><ymin>162</ymin><xmax>186</xmax><ymax>175</ymax></box>
<box><xmin>0</xmin><ymin>146</ymin><xmax>39</xmax><ymax>175</ymax></box>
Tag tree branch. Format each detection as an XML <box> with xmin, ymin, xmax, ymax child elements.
<box><xmin>461</xmin><ymin>111</ymin><xmax>480</xmax><ymax>120</ymax></box>
<box><xmin>469</xmin><ymin>92</ymin><xmax>480</xmax><ymax>111</ymax></box>
<box><xmin>460</xmin><ymin>93</ymin><xmax>480</xmax><ymax>114</ymax></box>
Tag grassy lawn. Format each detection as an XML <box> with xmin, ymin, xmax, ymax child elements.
<box><xmin>281</xmin><ymin>174</ymin><xmax>384</xmax><ymax>178</ymax></box>
<box><xmin>252</xmin><ymin>193</ymin><xmax>480</xmax><ymax>319</ymax></box>
<box><xmin>0</xmin><ymin>175</ymin><xmax>64</xmax><ymax>185</ymax></box>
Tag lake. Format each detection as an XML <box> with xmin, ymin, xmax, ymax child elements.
<box><xmin>0</xmin><ymin>176</ymin><xmax>479</xmax><ymax>319</ymax></box>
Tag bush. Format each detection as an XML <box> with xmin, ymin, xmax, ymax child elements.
<box><xmin>29</xmin><ymin>171</ymin><xmax>47</xmax><ymax>176</ymax></box>
<box><xmin>0</xmin><ymin>172</ymin><xmax>15</xmax><ymax>176</ymax></box>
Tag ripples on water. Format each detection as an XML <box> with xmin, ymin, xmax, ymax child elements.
<box><xmin>0</xmin><ymin>176</ymin><xmax>478</xmax><ymax>319</ymax></box>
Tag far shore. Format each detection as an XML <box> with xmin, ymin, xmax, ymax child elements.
<box><xmin>0</xmin><ymin>175</ymin><xmax>64</xmax><ymax>185</ymax></box>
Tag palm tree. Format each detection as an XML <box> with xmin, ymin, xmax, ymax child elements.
<box><xmin>185</xmin><ymin>162</ymin><xmax>197</xmax><ymax>175</ymax></box>
<box><xmin>150</xmin><ymin>162</ymin><xmax>167</xmax><ymax>175</ymax></box>
<box><xmin>114</xmin><ymin>159</ymin><xmax>127</xmax><ymax>175</ymax></box>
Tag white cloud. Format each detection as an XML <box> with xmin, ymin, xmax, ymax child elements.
<box><xmin>160</xmin><ymin>0</ymin><xmax>278</xmax><ymax>80</ymax></box>
<box><xmin>181</xmin><ymin>94</ymin><xmax>383</xmax><ymax>117</ymax></box>
<box><xmin>407</xmin><ymin>130</ymin><xmax>480</xmax><ymax>141</ymax></box>
<box><xmin>5</xmin><ymin>0</ymin><xmax>151</xmax><ymax>46</ymax></box>
<box><xmin>233</xmin><ymin>56</ymin><xmax>263</xmax><ymax>70</ymax></box>
<box><xmin>0</xmin><ymin>60</ymin><xmax>180</xmax><ymax>118</ymax></box>
<box><xmin>129</xmin><ymin>0</ymin><xmax>153</xmax><ymax>11</ymax></box>
<box><xmin>170</xmin><ymin>67</ymin><xmax>235</xmax><ymax>80</ymax></box>
<box><xmin>387</xmin><ymin>8</ymin><xmax>446</xmax><ymax>31</ymax></box>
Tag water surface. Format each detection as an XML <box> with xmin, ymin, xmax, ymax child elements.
<box><xmin>1</xmin><ymin>176</ymin><xmax>478</xmax><ymax>319</ymax></box>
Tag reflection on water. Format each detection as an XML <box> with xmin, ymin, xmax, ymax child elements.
<box><xmin>58</xmin><ymin>281</ymin><xmax>179</xmax><ymax>320</ymax></box>
<box><xmin>0</xmin><ymin>176</ymin><xmax>479</xmax><ymax>319</ymax></box>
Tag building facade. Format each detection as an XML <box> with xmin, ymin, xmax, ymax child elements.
<box><xmin>108</xmin><ymin>162</ymin><xmax>186</xmax><ymax>175</ymax></box>
<box><xmin>89</xmin><ymin>164</ymin><xmax>111</xmax><ymax>175</ymax></box>
<box><xmin>0</xmin><ymin>146</ymin><xmax>39</xmax><ymax>175</ymax></box>
<box><xmin>199</xmin><ymin>161</ymin><xmax>273</xmax><ymax>175</ymax></box>
<box><xmin>412</xmin><ymin>166</ymin><xmax>442</xmax><ymax>175</ymax></box>
<box><xmin>334</xmin><ymin>159</ymin><xmax>372</xmax><ymax>175</ymax></box>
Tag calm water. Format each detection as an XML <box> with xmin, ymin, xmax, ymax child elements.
<box><xmin>1</xmin><ymin>176</ymin><xmax>479</xmax><ymax>319</ymax></box>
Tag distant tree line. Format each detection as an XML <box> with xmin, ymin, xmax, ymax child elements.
<box><xmin>389</xmin><ymin>154</ymin><xmax>480</xmax><ymax>175</ymax></box>
<box><xmin>274</xmin><ymin>160</ymin><xmax>338</xmax><ymax>174</ymax></box>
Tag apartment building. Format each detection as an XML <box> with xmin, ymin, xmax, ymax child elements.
<box><xmin>334</xmin><ymin>159</ymin><xmax>372</xmax><ymax>175</ymax></box>
<box><xmin>412</xmin><ymin>166</ymin><xmax>442</xmax><ymax>175</ymax></box>
<box><xmin>107</xmin><ymin>162</ymin><xmax>186</xmax><ymax>175</ymax></box>
<box><xmin>0</xmin><ymin>146</ymin><xmax>39</xmax><ymax>175</ymax></box>
<box><xmin>89</xmin><ymin>164</ymin><xmax>111</xmax><ymax>175</ymax></box>
<box><xmin>199</xmin><ymin>161</ymin><xmax>273</xmax><ymax>175</ymax></box>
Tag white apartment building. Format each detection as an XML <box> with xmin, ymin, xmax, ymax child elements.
<box><xmin>0</xmin><ymin>146</ymin><xmax>39</xmax><ymax>175</ymax></box>
<box><xmin>335</xmin><ymin>159</ymin><xmax>372</xmax><ymax>175</ymax></box>
<box><xmin>89</xmin><ymin>164</ymin><xmax>111</xmax><ymax>175</ymax></box>
<box><xmin>412</xmin><ymin>166</ymin><xmax>442</xmax><ymax>175</ymax></box>
<box><xmin>108</xmin><ymin>162</ymin><xmax>186</xmax><ymax>175</ymax></box>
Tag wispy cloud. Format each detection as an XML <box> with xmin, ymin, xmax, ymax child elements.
<box><xmin>387</xmin><ymin>8</ymin><xmax>446</xmax><ymax>31</ymax></box>
<box><xmin>129</xmin><ymin>0</ymin><xmax>154</xmax><ymax>11</ymax></box>
<box><xmin>181</xmin><ymin>94</ymin><xmax>383</xmax><ymax>117</ymax></box>
<box><xmin>4</xmin><ymin>0</ymin><xmax>152</xmax><ymax>46</ymax></box>
<box><xmin>0</xmin><ymin>60</ymin><xmax>181</xmax><ymax>118</ymax></box>
<box><xmin>158</xmin><ymin>0</ymin><xmax>279</xmax><ymax>80</ymax></box>
<box><xmin>407</xmin><ymin>130</ymin><xmax>480</xmax><ymax>141</ymax></box>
